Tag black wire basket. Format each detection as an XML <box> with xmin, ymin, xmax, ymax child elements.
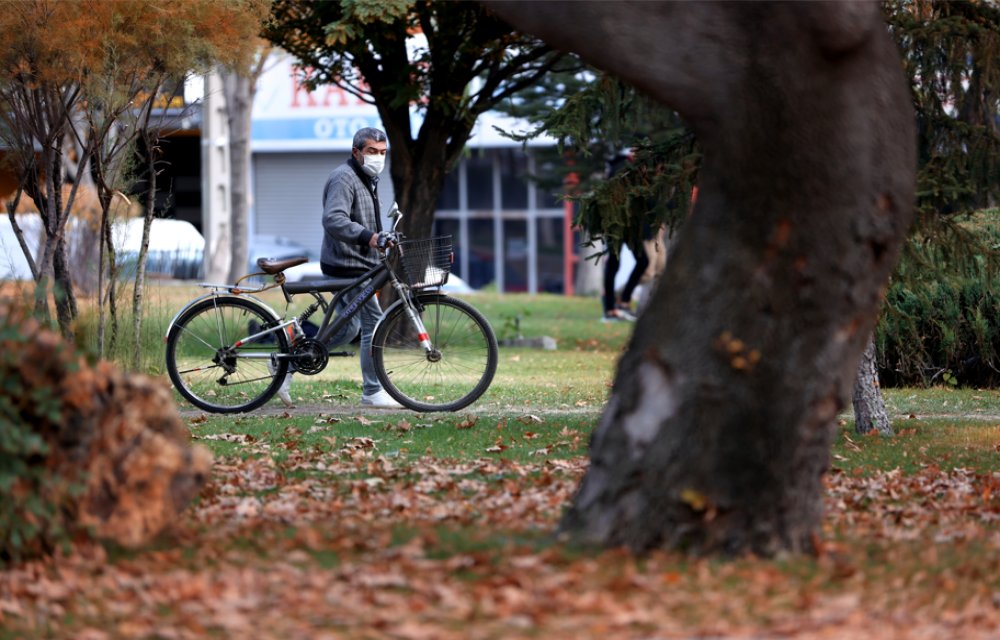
<box><xmin>397</xmin><ymin>236</ymin><xmax>453</xmax><ymax>289</ymax></box>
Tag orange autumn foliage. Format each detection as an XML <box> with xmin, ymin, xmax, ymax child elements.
<box><xmin>0</xmin><ymin>0</ymin><xmax>267</xmax><ymax>88</ymax></box>
<box><xmin>0</xmin><ymin>303</ymin><xmax>211</xmax><ymax>553</ymax></box>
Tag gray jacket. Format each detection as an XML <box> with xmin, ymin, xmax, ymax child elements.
<box><xmin>320</xmin><ymin>158</ymin><xmax>382</xmax><ymax>278</ymax></box>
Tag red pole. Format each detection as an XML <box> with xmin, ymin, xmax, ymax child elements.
<box><xmin>563</xmin><ymin>172</ymin><xmax>579</xmax><ymax>296</ymax></box>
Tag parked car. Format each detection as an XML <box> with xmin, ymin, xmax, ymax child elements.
<box><xmin>116</xmin><ymin>225</ymin><xmax>314</xmax><ymax>282</ymax></box>
<box><xmin>439</xmin><ymin>273</ymin><xmax>475</xmax><ymax>294</ymax></box>
<box><xmin>115</xmin><ymin>218</ymin><xmax>205</xmax><ymax>280</ymax></box>
<box><xmin>0</xmin><ymin>215</ymin><xmax>42</xmax><ymax>280</ymax></box>
<box><xmin>283</xmin><ymin>260</ymin><xmax>325</xmax><ymax>282</ymax></box>
<box><xmin>247</xmin><ymin>235</ymin><xmax>314</xmax><ymax>274</ymax></box>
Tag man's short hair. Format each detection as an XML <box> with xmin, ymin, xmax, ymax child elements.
<box><xmin>353</xmin><ymin>128</ymin><xmax>387</xmax><ymax>150</ymax></box>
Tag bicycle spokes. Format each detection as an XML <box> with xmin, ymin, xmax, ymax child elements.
<box><xmin>372</xmin><ymin>295</ymin><xmax>497</xmax><ymax>412</ymax></box>
<box><xmin>165</xmin><ymin>297</ymin><xmax>290</xmax><ymax>413</ymax></box>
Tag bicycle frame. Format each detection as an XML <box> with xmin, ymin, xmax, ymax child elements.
<box><xmin>296</xmin><ymin>264</ymin><xmax>392</xmax><ymax>350</ymax></box>
<box><xmin>164</xmin><ymin>241</ymin><xmax>425</xmax><ymax>366</ymax></box>
<box><xmin>164</xmin><ymin>206</ymin><xmax>497</xmax><ymax>413</ymax></box>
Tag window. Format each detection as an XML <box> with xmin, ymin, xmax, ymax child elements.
<box><xmin>466</xmin><ymin>154</ymin><xmax>493</xmax><ymax>210</ymax></box>
<box><xmin>467</xmin><ymin>218</ymin><xmax>495</xmax><ymax>289</ymax></box>
<box><xmin>536</xmin><ymin>217</ymin><xmax>565</xmax><ymax>293</ymax></box>
<box><xmin>503</xmin><ymin>219</ymin><xmax>528</xmax><ymax>292</ymax></box>
<box><xmin>498</xmin><ymin>148</ymin><xmax>528</xmax><ymax>210</ymax></box>
<box><xmin>533</xmin><ymin>156</ymin><xmax>564</xmax><ymax>209</ymax></box>
<box><xmin>436</xmin><ymin>169</ymin><xmax>460</xmax><ymax>211</ymax></box>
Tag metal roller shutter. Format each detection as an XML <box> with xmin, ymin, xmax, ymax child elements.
<box><xmin>253</xmin><ymin>152</ymin><xmax>396</xmax><ymax>257</ymax></box>
<box><xmin>253</xmin><ymin>152</ymin><xmax>341</xmax><ymax>256</ymax></box>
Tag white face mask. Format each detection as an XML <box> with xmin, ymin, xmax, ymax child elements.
<box><xmin>360</xmin><ymin>153</ymin><xmax>385</xmax><ymax>177</ymax></box>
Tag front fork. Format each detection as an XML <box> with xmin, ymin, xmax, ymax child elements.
<box><xmin>391</xmin><ymin>280</ymin><xmax>434</xmax><ymax>351</ymax></box>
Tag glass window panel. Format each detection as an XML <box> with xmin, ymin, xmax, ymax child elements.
<box><xmin>536</xmin><ymin>185</ymin><xmax>562</xmax><ymax>210</ymax></box>
<box><xmin>536</xmin><ymin>217</ymin><xmax>565</xmax><ymax>293</ymax></box>
<box><xmin>466</xmin><ymin>154</ymin><xmax>493</xmax><ymax>210</ymax></box>
<box><xmin>467</xmin><ymin>218</ymin><xmax>495</xmax><ymax>289</ymax></box>
<box><xmin>436</xmin><ymin>168</ymin><xmax>460</xmax><ymax>211</ymax></box>
<box><xmin>498</xmin><ymin>148</ymin><xmax>528</xmax><ymax>210</ymax></box>
<box><xmin>503</xmin><ymin>219</ymin><xmax>528</xmax><ymax>292</ymax></box>
<box><xmin>531</xmin><ymin>154</ymin><xmax>563</xmax><ymax>209</ymax></box>
<box><xmin>432</xmin><ymin>218</ymin><xmax>459</xmax><ymax>240</ymax></box>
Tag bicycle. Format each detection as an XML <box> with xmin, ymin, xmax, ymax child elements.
<box><xmin>164</xmin><ymin>204</ymin><xmax>498</xmax><ymax>414</ymax></box>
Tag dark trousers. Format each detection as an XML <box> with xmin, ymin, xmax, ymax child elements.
<box><xmin>603</xmin><ymin>244</ymin><xmax>649</xmax><ymax>313</ymax></box>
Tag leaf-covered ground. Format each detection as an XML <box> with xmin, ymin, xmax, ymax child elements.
<box><xmin>2</xmin><ymin>422</ymin><xmax>999</xmax><ymax>639</ymax></box>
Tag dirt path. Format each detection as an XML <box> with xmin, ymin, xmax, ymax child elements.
<box><xmin>176</xmin><ymin>401</ymin><xmax>602</xmax><ymax>420</ymax></box>
<box><xmin>176</xmin><ymin>400</ymin><xmax>1000</xmax><ymax>422</ymax></box>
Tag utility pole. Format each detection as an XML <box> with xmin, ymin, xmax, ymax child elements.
<box><xmin>201</xmin><ymin>70</ymin><xmax>232</xmax><ymax>283</ymax></box>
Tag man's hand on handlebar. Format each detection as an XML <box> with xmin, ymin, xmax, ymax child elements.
<box><xmin>369</xmin><ymin>231</ymin><xmax>400</xmax><ymax>249</ymax></box>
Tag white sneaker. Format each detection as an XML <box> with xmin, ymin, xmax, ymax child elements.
<box><xmin>268</xmin><ymin>360</ymin><xmax>295</xmax><ymax>408</ymax></box>
<box><xmin>361</xmin><ymin>389</ymin><xmax>403</xmax><ymax>409</ymax></box>
<box><xmin>277</xmin><ymin>375</ymin><xmax>294</xmax><ymax>407</ymax></box>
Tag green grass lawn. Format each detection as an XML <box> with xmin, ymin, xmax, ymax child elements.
<box><xmin>186</xmin><ymin>390</ymin><xmax>1000</xmax><ymax>474</ymax></box>
<box><xmin>134</xmin><ymin>283</ymin><xmax>998</xmax><ymax>476</ymax></box>
<box><xmin>44</xmin><ymin>279</ymin><xmax>993</xmax><ymax>484</ymax></box>
<box><xmin>5</xmin><ymin>284</ymin><xmax>1000</xmax><ymax>638</ymax></box>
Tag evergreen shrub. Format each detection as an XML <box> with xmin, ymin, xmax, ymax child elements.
<box><xmin>877</xmin><ymin>209</ymin><xmax>1000</xmax><ymax>387</ymax></box>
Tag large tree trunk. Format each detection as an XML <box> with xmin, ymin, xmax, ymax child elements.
<box><xmin>385</xmin><ymin>118</ymin><xmax>452</xmax><ymax>242</ymax></box>
<box><xmin>853</xmin><ymin>333</ymin><xmax>893</xmax><ymax>436</ymax></box>
<box><xmin>487</xmin><ymin>1</ymin><xmax>916</xmax><ymax>555</ymax></box>
<box><xmin>380</xmin><ymin>120</ymin><xmax>453</xmax><ymax>308</ymax></box>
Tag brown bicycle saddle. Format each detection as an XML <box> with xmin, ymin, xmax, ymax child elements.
<box><xmin>255</xmin><ymin>256</ymin><xmax>309</xmax><ymax>274</ymax></box>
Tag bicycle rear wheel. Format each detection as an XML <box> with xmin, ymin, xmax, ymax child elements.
<box><xmin>373</xmin><ymin>293</ymin><xmax>498</xmax><ymax>412</ymax></box>
<box><xmin>165</xmin><ymin>296</ymin><xmax>290</xmax><ymax>413</ymax></box>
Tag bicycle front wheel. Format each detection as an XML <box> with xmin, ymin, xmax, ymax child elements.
<box><xmin>165</xmin><ymin>296</ymin><xmax>290</xmax><ymax>413</ymax></box>
<box><xmin>373</xmin><ymin>294</ymin><xmax>498</xmax><ymax>412</ymax></box>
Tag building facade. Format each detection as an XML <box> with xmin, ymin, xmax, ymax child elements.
<box><xmin>248</xmin><ymin>54</ymin><xmax>571</xmax><ymax>293</ymax></box>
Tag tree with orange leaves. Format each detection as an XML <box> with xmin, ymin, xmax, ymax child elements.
<box><xmin>0</xmin><ymin>0</ymin><xmax>267</xmax><ymax>340</ymax></box>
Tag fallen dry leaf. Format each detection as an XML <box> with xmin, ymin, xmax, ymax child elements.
<box><xmin>2</xmin><ymin>446</ymin><xmax>997</xmax><ymax>640</ymax></box>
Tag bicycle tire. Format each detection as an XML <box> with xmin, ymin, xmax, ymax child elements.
<box><xmin>373</xmin><ymin>293</ymin><xmax>498</xmax><ymax>412</ymax></box>
<box><xmin>165</xmin><ymin>296</ymin><xmax>290</xmax><ymax>413</ymax></box>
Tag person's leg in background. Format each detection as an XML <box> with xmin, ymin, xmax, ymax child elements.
<box><xmin>617</xmin><ymin>242</ymin><xmax>650</xmax><ymax>319</ymax></box>
<box><xmin>602</xmin><ymin>245</ymin><xmax>625</xmax><ymax>321</ymax></box>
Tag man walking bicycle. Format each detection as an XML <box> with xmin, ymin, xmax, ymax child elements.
<box><xmin>315</xmin><ymin>127</ymin><xmax>401</xmax><ymax>408</ymax></box>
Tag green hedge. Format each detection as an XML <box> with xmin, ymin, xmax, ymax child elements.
<box><xmin>877</xmin><ymin>209</ymin><xmax>1000</xmax><ymax>388</ymax></box>
<box><xmin>878</xmin><ymin>278</ymin><xmax>1000</xmax><ymax>387</ymax></box>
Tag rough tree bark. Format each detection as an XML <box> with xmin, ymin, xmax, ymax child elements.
<box><xmin>383</xmin><ymin>115</ymin><xmax>457</xmax><ymax>242</ymax></box>
<box><xmin>486</xmin><ymin>1</ymin><xmax>916</xmax><ymax>555</ymax></box>
<box><xmin>853</xmin><ymin>333</ymin><xmax>893</xmax><ymax>436</ymax></box>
